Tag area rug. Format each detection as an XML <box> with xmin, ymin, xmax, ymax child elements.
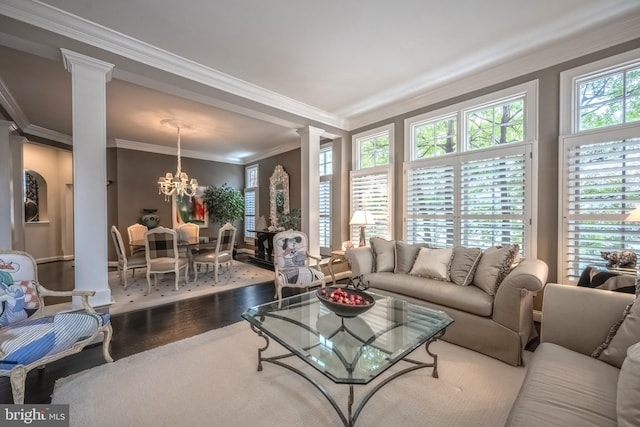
<box><xmin>52</xmin><ymin>321</ymin><xmax>529</xmax><ymax>427</ymax></box>
<box><xmin>108</xmin><ymin>261</ymin><xmax>274</xmax><ymax>314</ymax></box>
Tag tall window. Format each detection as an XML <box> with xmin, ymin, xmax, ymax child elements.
<box><xmin>319</xmin><ymin>145</ymin><xmax>332</xmax><ymax>252</ymax></box>
<box><xmin>244</xmin><ymin>164</ymin><xmax>258</xmax><ymax>243</ymax></box>
<box><xmin>559</xmin><ymin>49</ymin><xmax>640</xmax><ymax>283</ymax></box>
<box><xmin>351</xmin><ymin>124</ymin><xmax>393</xmax><ymax>244</ymax></box>
<box><xmin>404</xmin><ymin>81</ymin><xmax>537</xmax><ymax>255</ymax></box>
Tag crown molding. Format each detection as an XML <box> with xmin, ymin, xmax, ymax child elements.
<box><xmin>24</xmin><ymin>124</ymin><xmax>72</xmax><ymax>145</ymax></box>
<box><xmin>112</xmin><ymin>138</ymin><xmax>245</xmax><ymax>164</ymax></box>
<box><xmin>345</xmin><ymin>6</ymin><xmax>640</xmax><ymax>130</ymax></box>
<box><xmin>0</xmin><ymin>75</ymin><xmax>29</xmax><ymax>129</ymax></box>
<box><xmin>241</xmin><ymin>141</ymin><xmax>300</xmax><ymax>165</ymax></box>
<box><xmin>0</xmin><ymin>0</ymin><xmax>347</xmax><ymax>130</ymax></box>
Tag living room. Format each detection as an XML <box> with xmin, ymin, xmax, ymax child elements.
<box><xmin>1</xmin><ymin>1</ymin><xmax>640</xmax><ymax>425</ymax></box>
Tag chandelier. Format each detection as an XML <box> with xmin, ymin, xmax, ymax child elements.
<box><xmin>158</xmin><ymin>119</ymin><xmax>198</xmax><ymax>201</ymax></box>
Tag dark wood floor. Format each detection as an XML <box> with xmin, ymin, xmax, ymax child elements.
<box><xmin>0</xmin><ymin>257</ymin><xmax>285</xmax><ymax>404</ymax></box>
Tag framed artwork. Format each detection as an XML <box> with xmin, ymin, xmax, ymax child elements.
<box><xmin>172</xmin><ymin>186</ymin><xmax>208</xmax><ymax>228</ymax></box>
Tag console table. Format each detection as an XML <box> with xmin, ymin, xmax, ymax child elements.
<box><xmin>248</xmin><ymin>230</ymin><xmax>277</xmax><ymax>270</ymax></box>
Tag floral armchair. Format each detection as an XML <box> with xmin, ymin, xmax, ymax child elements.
<box><xmin>0</xmin><ymin>250</ymin><xmax>113</xmax><ymax>403</ymax></box>
<box><xmin>273</xmin><ymin>230</ymin><xmax>325</xmax><ymax>302</ymax></box>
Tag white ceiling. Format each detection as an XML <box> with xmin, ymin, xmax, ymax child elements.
<box><xmin>0</xmin><ymin>0</ymin><xmax>639</xmax><ymax>163</ymax></box>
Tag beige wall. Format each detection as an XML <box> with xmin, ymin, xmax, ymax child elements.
<box><xmin>23</xmin><ymin>142</ymin><xmax>73</xmax><ymax>261</ymax></box>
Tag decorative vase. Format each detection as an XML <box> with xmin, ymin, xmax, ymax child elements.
<box><xmin>140</xmin><ymin>208</ymin><xmax>160</xmax><ymax>229</ymax></box>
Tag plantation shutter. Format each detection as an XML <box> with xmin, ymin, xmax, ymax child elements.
<box><xmin>350</xmin><ymin>168</ymin><xmax>391</xmax><ymax>242</ymax></box>
<box><xmin>459</xmin><ymin>146</ymin><xmax>529</xmax><ymax>252</ymax></box>
<box><xmin>405</xmin><ymin>161</ymin><xmax>455</xmax><ymax>246</ymax></box>
<box><xmin>563</xmin><ymin>137</ymin><xmax>640</xmax><ymax>281</ymax></box>
<box><xmin>319</xmin><ymin>178</ymin><xmax>331</xmax><ymax>249</ymax></box>
<box><xmin>244</xmin><ymin>189</ymin><xmax>256</xmax><ymax>240</ymax></box>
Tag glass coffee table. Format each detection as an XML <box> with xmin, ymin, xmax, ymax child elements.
<box><xmin>241</xmin><ymin>289</ymin><xmax>454</xmax><ymax>427</ymax></box>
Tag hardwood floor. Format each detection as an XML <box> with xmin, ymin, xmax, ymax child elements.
<box><xmin>0</xmin><ymin>257</ymin><xmax>284</xmax><ymax>404</ymax></box>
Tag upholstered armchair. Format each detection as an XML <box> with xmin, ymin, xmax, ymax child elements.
<box><xmin>111</xmin><ymin>225</ymin><xmax>147</xmax><ymax>289</ymax></box>
<box><xmin>144</xmin><ymin>227</ymin><xmax>189</xmax><ymax>294</ymax></box>
<box><xmin>0</xmin><ymin>250</ymin><xmax>113</xmax><ymax>404</ymax></box>
<box><xmin>273</xmin><ymin>230</ymin><xmax>325</xmax><ymax>302</ymax></box>
<box><xmin>194</xmin><ymin>223</ymin><xmax>237</xmax><ymax>283</ymax></box>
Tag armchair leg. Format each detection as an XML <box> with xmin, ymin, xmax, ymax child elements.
<box><xmin>102</xmin><ymin>324</ymin><xmax>114</xmax><ymax>363</ymax></box>
<box><xmin>9</xmin><ymin>366</ymin><xmax>27</xmax><ymax>404</ymax></box>
<box><xmin>145</xmin><ymin>272</ymin><xmax>152</xmax><ymax>295</ymax></box>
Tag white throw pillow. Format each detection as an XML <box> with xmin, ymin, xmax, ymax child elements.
<box><xmin>617</xmin><ymin>342</ymin><xmax>640</xmax><ymax>427</ymax></box>
<box><xmin>409</xmin><ymin>247</ymin><xmax>453</xmax><ymax>280</ymax></box>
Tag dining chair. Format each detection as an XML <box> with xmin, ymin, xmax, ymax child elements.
<box><xmin>177</xmin><ymin>222</ymin><xmax>200</xmax><ymax>270</ymax></box>
<box><xmin>127</xmin><ymin>223</ymin><xmax>148</xmax><ymax>256</ymax></box>
<box><xmin>193</xmin><ymin>223</ymin><xmax>237</xmax><ymax>283</ymax></box>
<box><xmin>273</xmin><ymin>229</ymin><xmax>325</xmax><ymax>302</ymax></box>
<box><xmin>110</xmin><ymin>225</ymin><xmax>147</xmax><ymax>289</ymax></box>
<box><xmin>144</xmin><ymin>227</ymin><xmax>189</xmax><ymax>294</ymax></box>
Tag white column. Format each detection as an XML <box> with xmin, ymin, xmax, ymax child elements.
<box><xmin>10</xmin><ymin>135</ymin><xmax>25</xmax><ymax>250</ymax></box>
<box><xmin>0</xmin><ymin>121</ymin><xmax>13</xmax><ymax>249</ymax></box>
<box><xmin>297</xmin><ymin>125</ymin><xmax>324</xmax><ymax>258</ymax></box>
<box><xmin>62</xmin><ymin>49</ymin><xmax>114</xmax><ymax>308</ymax></box>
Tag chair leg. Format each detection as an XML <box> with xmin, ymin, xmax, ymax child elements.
<box><xmin>214</xmin><ymin>263</ymin><xmax>219</xmax><ymax>283</ymax></box>
<box><xmin>174</xmin><ymin>269</ymin><xmax>179</xmax><ymax>291</ymax></box>
<box><xmin>102</xmin><ymin>324</ymin><xmax>114</xmax><ymax>363</ymax></box>
<box><xmin>145</xmin><ymin>271</ymin><xmax>152</xmax><ymax>295</ymax></box>
<box><xmin>9</xmin><ymin>366</ymin><xmax>27</xmax><ymax>404</ymax></box>
<box><xmin>194</xmin><ymin>262</ymin><xmax>199</xmax><ymax>282</ymax></box>
<box><xmin>123</xmin><ymin>268</ymin><xmax>129</xmax><ymax>290</ymax></box>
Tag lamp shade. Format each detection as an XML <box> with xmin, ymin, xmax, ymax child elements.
<box><xmin>350</xmin><ymin>210</ymin><xmax>375</xmax><ymax>226</ymax></box>
<box><xmin>626</xmin><ymin>205</ymin><xmax>640</xmax><ymax>221</ymax></box>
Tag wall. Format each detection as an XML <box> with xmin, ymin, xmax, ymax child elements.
<box><xmin>109</xmin><ymin>147</ymin><xmax>244</xmax><ymax>253</ymax></box>
<box><xmin>23</xmin><ymin>142</ymin><xmax>73</xmax><ymax>261</ymax></box>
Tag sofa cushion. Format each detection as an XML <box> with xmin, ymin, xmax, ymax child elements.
<box><xmin>449</xmin><ymin>247</ymin><xmax>482</xmax><ymax>286</ymax></box>
<box><xmin>472</xmin><ymin>245</ymin><xmax>519</xmax><ymax>296</ymax></box>
<box><xmin>395</xmin><ymin>242</ymin><xmax>424</xmax><ymax>274</ymax></box>
<box><xmin>506</xmin><ymin>342</ymin><xmax>618</xmax><ymax>427</ymax></box>
<box><xmin>593</xmin><ymin>296</ymin><xmax>640</xmax><ymax>368</ymax></box>
<box><xmin>618</xmin><ymin>342</ymin><xmax>640</xmax><ymax>427</ymax></box>
<box><xmin>409</xmin><ymin>247</ymin><xmax>453</xmax><ymax>280</ymax></box>
<box><xmin>370</xmin><ymin>237</ymin><xmax>396</xmax><ymax>272</ymax></box>
<box><xmin>365</xmin><ymin>272</ymin><xmax>493</xmax><ymax>317</ymax></box>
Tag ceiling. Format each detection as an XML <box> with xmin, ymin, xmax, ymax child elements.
<box><xmin>0</xmin><ymin>0</ymin><xmax>639</xmax><ymax>164</ymax></box>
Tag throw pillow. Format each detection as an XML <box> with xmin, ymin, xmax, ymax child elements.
<box><xmin>617</xmin><ymin>342</ymin><xmax>640</xmax><ymax>427</ymax></box>
<box><xmin>449</xmin><ymin>246</ymin><xmax>483</xmax><ymax>286</ymax></box>
<box><xmin>409</xmin><ymin>247</ymin><xmax>453</xmax><ymax>280</ymax></box>
<box><xmin>17</xmin><ymin>280</ymin><xmax>40</xmax><ymax>310</ymax></box>
<box><xmin>370</xmin><ymin>237</ymin><xmax>396</xmax><ymax>272</ymax></box>
<box><xmin>395</xmin><ymin>242</ymin><xmax>425</xmax><ymax>274</ymax></box>
<box><xmin>592</xmin><ymin>295</ymin><xmax>640</xmax><ymax>368</ymax></box>
<box><xmin>472</xmin><ymin>244</ymin><xmax>520</xmax><ymax>296</ymax></box>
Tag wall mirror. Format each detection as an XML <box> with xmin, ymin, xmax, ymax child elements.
<box><xmin>269</xmin><ymin>165</ymin><xmax>290</xmax><ymax>227</ymax></box>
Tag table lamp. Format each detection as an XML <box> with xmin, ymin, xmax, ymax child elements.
<box><xmin>350</xmin><ymin>210</ymin><xmax>375</xmax><ymax>247</ymax></box>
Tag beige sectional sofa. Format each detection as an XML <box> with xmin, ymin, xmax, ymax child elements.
<box><xmin>345</xmin><ymin>239</ymin><xmax>548</xmax><ymax>366</ymax></box>
<box><xmin>507</xmin><ymin>283</ymin><xmax>640</xmax><ymax>426</ymax></box>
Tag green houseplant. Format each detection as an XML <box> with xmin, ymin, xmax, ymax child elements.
<box><xmin>203</xmin><ymin>183</ymin><xmax>245</xmax><ymax>225</ymax></box>
<box><xmin>277</xmin><ymin>207</ymin><xmax>301</xmax><ymax>230</ymax></box>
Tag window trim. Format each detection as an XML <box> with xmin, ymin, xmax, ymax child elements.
<box><xmin>244</xmin><ymin>164</ymin><xmax>259</xmax><ymax>244</ymax></box>
<box><xmin>352</xmin><ymin>123</ymin><xmax>394</xmax><ymax>171</ymax></box>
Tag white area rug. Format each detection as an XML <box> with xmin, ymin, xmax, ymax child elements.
<box><xmin>52</xmin><ymin>322</ymin><xmax>528</xmax><ymax>427</ymax></box>
<box><xmin>108</xmin><ymin>261</ymin><xmax>274</xmax><ymax>314</ymax></box>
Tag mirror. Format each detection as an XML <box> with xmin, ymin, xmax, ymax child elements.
<box><xmin>269</xmin><ymin>165</ymin><xmax>290</xmax><ymax>227</ymax></box>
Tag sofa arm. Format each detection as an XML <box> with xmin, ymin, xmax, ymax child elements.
<box><xmin>540</xmin><ymin>283</ymin><xmax>634</xmax><ymax>356</ymax></box>
<box><xmin>345</xmin><ymin>247</ymin><xmax>374</xmax><ymax>276</ymax></box>
<box><xmin>493</xmin><ymin>258</ymin><xmax>548</xmax><ymax>332</ymax></box>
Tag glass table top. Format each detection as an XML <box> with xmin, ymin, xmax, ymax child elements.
<box><xmin>241</xmin><ymin>290</ymin><xmax>453</xmax><ymax>384</ymax></box>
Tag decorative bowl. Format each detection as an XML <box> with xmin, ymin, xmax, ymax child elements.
<box><xmin>316</xmin><ymin>286</ymin><xmax>375</xmax><ymax>317</ymax></box>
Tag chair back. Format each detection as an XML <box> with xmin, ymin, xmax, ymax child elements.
<box><xmin>110</xmin><ymin>226</ymin><xmax>128</xmax><ymax>263</ymax></box>
<box><xmin>273</xmin><ymin>230</ymin><xmax>310</xmax><ymax>269</ymax></box>
<box><xmin>144</xmin><ymin>227</ymin><xmax>179</xmax><ymax>262</ymax></box>
<box><xmin>127</xmin><ymin>223</ymin><xmax>148</xmax><ymax>246</ymax></box>
<box><xmin>215</xmin><ymin>223</ymin><xmax>237</xmax><ymax>257</ymax></box>
<box><xmin>177</xmin><ymin>222</ymin><xmax>200</xmax><ymax>245</ymax></box>
<box><xmin>0</xmin><ymin>250</ymin><xmax>43</xmax><ymax>316</ymax></box>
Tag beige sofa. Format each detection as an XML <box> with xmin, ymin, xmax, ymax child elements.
<box><xmin>345</xmin><ymin>240</ymin><xmax>548</xmax><ymax>366</ymax></box>
<box><xmin>507</xmin><ymin>283</ymin><xmax>640</xmax><ymax>426</ymax></box>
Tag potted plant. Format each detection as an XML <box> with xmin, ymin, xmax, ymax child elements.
<box><xmin>203</xmin><ymin>183</ymin><xmax>245</xmax><ymax>225</ymax></box>
<box><xmin>277</xmin><ymin>207</ymin><xmax>301</xmax><ymax>231</ymax></box>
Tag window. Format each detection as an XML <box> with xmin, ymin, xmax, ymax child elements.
<box><xmin>319</xmin><ymin>145</ymin><xmax>332</xmax><ymax>252</ymax></box>
<box><xmin>351</xmin><ymin>124</ymin><xmax>393</xmax><ymax>244</ymax></box>
<box><xmin>404</xmin><ymin>81</ymin><xmax>537</xmax><ymax>255</ymax></box>
<box><xmin>244</xmin><ymin>164</ymin><xmax>258</xmax><ymax>243</ymax></box>
<box><xmin>559</xmin><ymin>49</ymin><xmax>640</xmax><ymax>283</ymax></box>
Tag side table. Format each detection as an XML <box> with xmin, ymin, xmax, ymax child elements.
<box><xmin>578</xmin><ymin>264</ymin><xmax>638</xmax><ymax>294</ymax></box>
<box><xmin>327</xmin><ymin>250</ymin><xmax>346</xmax><ymax>285</ymax></box>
